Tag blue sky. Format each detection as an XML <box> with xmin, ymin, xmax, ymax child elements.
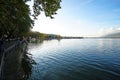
<box><xmin>32</xmin><ymin>0</ymin><xmax>120</xmax><ymax>37</ymax></box>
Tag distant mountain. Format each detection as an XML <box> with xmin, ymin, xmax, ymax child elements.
<box><xmin>102</xmin><ymin>32</ymin><xmax>120</xmax><ymax>38</ymax></box>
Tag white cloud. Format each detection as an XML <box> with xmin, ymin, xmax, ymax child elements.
<box><xmin>98</xmin><ymin>27</ymin><xmax>120</xmax><ymax>37</ymax></box>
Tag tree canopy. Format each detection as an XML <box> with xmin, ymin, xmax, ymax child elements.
<box><xmin>0</xmin><ymin>0</ymin><xmax>61</xmax><ymax>38</ymax></box>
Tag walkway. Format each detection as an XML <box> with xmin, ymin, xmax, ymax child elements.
<box><xmin>0</xmin><ymin>40</ymin><xmax>25</xmax><ymax>80</ymax></box>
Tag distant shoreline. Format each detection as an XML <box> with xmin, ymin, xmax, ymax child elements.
<box><xmin>61</xmin><ymin>37</ymin><xmax>84</xmax><ymax>39</ymax></box>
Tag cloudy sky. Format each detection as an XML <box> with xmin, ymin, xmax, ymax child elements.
<box><xmin>31</xmin><ymin>0</ymin><xmax>120</xmax><ymax>37</ymax></box>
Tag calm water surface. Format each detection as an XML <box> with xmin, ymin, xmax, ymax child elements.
<box><xmin>28</xmin><ymin>39</ymin><xmax>120</xmax><ymax>80</ymax></box>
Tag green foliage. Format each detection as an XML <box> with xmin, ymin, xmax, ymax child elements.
<box><xmin>25</xmin><ymin>31</ymin><xmax>61</xmax><ymax>40</ymax></box>
<box><xmin>22</xmin><ymin>45</ymin><xmax>36</xmax><ymax>79</ymax></box>
<box><xmin>0</xmin><ymin>0</ymin><xmax>61</xmax><ymax>38</ymax></box>
<box><xmin>56</xmin><ymin>35</ymin><xmax>62</xmax><ymax>39</ymax></box>
<box><xmin>25</xmin><ymin>31</ymin><xmax>47</xmax><ymax>40</ymax></box>
<box><xmin>32</xmin><ymin>0</ymin><xmax>61</xmax><ymax>19</ymax></box>
<box><xmin>0</xmin><ymin>0</ymin><xmax>33</xmax><ymax>38</ymax></box>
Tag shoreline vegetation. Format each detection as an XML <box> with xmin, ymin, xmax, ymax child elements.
<box><xmin>0</xmin><ymin>40</ymin><xmax>36</xmax><ymax>80</ymax></box>
<box><xmin>18</xmin><ymin>31</ymin><xmax>84</xmax><ymax>43</ymax></box>
<box><xmin>0</xmin><ymin>30</ymin><xmax>84</xmax><ymax>80</ymax></box>
<box><xmin>0</xmin><ymin>0</ymin><xmax>62</xmax><ymax>80</ymax></box>
<box><xmin>0</xmin><ymin>0</ymin><xmax>119</xmax><ymax>80</ymax></box>
<box><xmin>0</xmin><ymin>32</ymin><xmax>119</xmax><ymax>80</ymax></box>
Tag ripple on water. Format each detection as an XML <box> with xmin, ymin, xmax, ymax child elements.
<box><xmin>29</xmin><ymin>39</ymin><xmax>120</xmax><ymax>80</ymax></box>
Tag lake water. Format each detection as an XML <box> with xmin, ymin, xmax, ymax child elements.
<box><xmin>28</xmin><ymin>39</ymin><xmax>120</xmax><ymax>80</ymax></box>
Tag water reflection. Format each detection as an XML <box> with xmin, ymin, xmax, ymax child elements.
<box><xmin>22</xmin><ymin>44</ymin><xmax>37</xmax><ymax>80</ymax></box>
<box><xmin>28</xmin><ymin>39</ymin><xmax>120</xmax><ymax>80</ymax></box>
<box><xmin>98</xmin><ymin>39</ymin><xmax>104</xmax><ymax>49</ymax></box>
<box><xmin>22</xmin><ymin>39</ymin><xmax>61</xmax><ymax>80</ymax></box>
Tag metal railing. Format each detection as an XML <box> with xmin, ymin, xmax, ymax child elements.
<box><xmin>0</xmin><ymin>40</ymin><xmax>25</xmax><ymax>80</ymax></box>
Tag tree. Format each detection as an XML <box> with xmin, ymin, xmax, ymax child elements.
<box><xmin>56</xmin><ymin>35</ymin><xmax>61</xmax><ymax>39</ymax></box>
<box><xmin>32</xmin><ymin>0</ymin><xmax>61</xmax><ymax>19</ymax></box>
<box><xmin>0</xmin><ymin>0</ymin><xmax>61</xmax><ymax>38</ymax></box>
